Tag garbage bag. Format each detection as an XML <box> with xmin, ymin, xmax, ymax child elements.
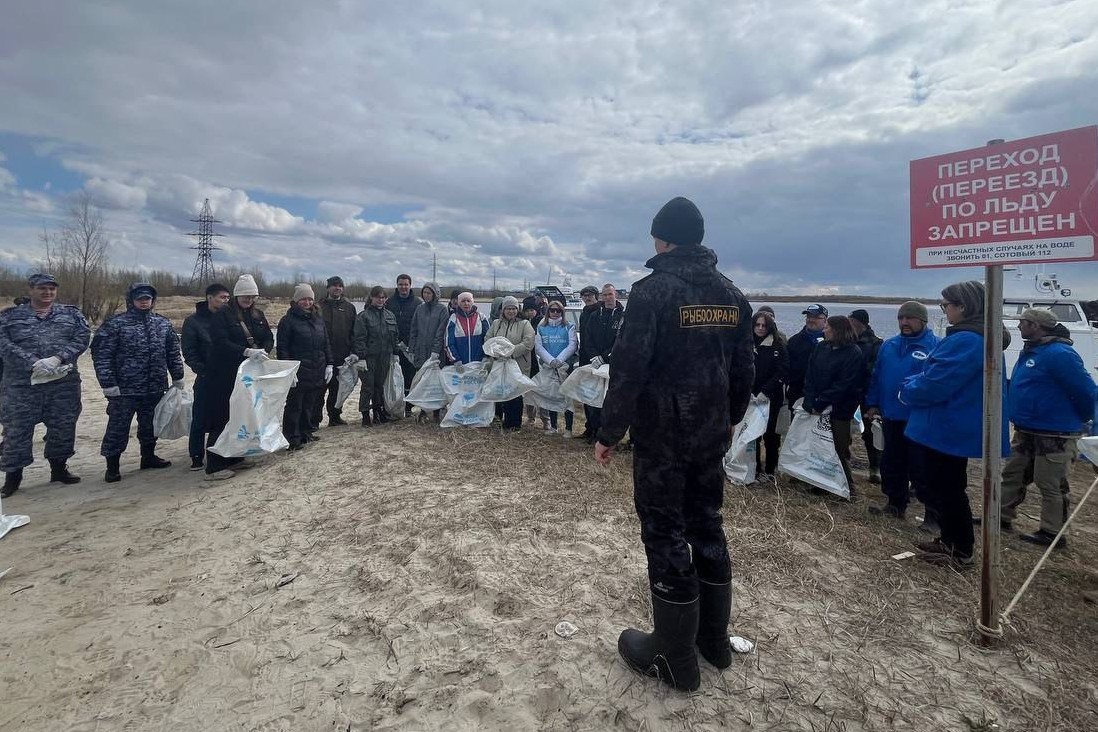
<box><xmin>871</xmin><ymin>419</ymin><xmax>884</xmax><ymax>451</ymax></box>
<box><xmin>406</xmin><ymin>355</ymin><xmax>448</xmax><ymax>411</ymax></box>
<box><xmin>723</xmin><ymin>394</ymin><xmax>770</xmax><ymax>484</ymax></box>
<box><xmin>559</xmin><ymin>363</ymin><xmax>611</xmax><ymax>407</ymax></box>
<box><xmin>482</xmin><ymin>336</ymin><xmax>516</xmax><ymax>359</ymax></box>
<box><xmin>210</xmin><ymin>359</ymin><xmax>300</xmax><ymax>458</ymax></box>
<box><xmin>852</xmin><ymin>407</ymin><xmax>864</xmax><ymax>436</ymax></box>
<box><xmin>777</xmin><ymin>400</ymin><xmax>850</xmax><ymax>498</ymax></box>
<box><xmin>0</xmin><ymin>495</ymin><xmax>30</xmax><ymax>541</ymax></box>
<box><xmin>479</xmin><ymin>359</ymin><xmax>536</xmax><ymax>403</ymax></box>
<box><xmin>439</xmin><ymin>395</ymin><xmax>495</xmax><ymax>428</ymax></box>
<box><xmin>153</xmin><ymin>384</ymin><xmax>193</xmax><ymax>440</ymax></box>
<box><xmin>335</xmin><ymin>361</ymin><xmax>359</xmax><ymax>409</ymax></box>
<box><xmin>383</xmin><ymin>355</ymin><xmax>405</xmax><ymax>417</ymax></box>
<box><xmin>440</xmin><ymin>362</ymin><xmax>488</xmax><ymax>397</ymax></box>
<box><xmin>525</xmin><ymin>368</ymin><xmax>568</xmax><ymax>413</ymax></box>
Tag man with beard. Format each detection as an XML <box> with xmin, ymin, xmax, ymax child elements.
<box><xmin>316</xmin><ymin>276</ymin><xmax>357</xmax><ymax>426</ymax></box>
<box><xmin>595</xmin><ymin>197</ymin><xmax>754</xmax><ymax>691</ymax></box>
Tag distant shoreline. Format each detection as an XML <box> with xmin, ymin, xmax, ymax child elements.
<box><xmin>745</xmin><ymin>295</ymin><xmax>938</xmax><ymax>305</ymax></box>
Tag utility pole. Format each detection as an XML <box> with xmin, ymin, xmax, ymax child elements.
<box><xmin>188</xmin><ymin>198</ymin><xmax>222</xmax><ymax>288</ymax></box>
<box><xmin>432</xmin><ymin>252</ymin><xmax>438</xmax><ymax>284</ymax></box>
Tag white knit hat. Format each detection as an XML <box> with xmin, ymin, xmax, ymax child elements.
<box><xmin>292</xmin><ymin>283</ymin><xmax>315</xmax><ymax>302</ymax></box>
<box><xmin>234</xmin><ymin>274</ymin><xmax>259</xmax><ymax>297</ymax></box>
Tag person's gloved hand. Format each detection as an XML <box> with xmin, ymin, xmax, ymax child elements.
<box><xmin>428</xmin><ymin>352</ymin><xmax>439</xmax><ymax>363</ymax></box>
<box><xmin>33</xmin><ymin>356</ymin><xmax>63</xmax><ymax>372</ymax></box>
<box><xmin>172</xmin><ymin>379</ymin><xmax>185</xmax><ymax>389</ymax></box>
<box><xmin>244</xmin><ymin>348</ymin><xmax>269</xmax><ymax>361</ymax></box>
<box><xmin>345</xmin><ymin>354</ymin><xmax>360</xmax><ymax>365</ymax></box>
<box><xmin>557</xmin><ymin>363</ymin><xmax>571</xmax><ymax>374</ymax></box>
<box><xmin>589</xmin><ymin>356</ymin><xmax>604</xmax><ymax>369</ymax></box>
<box><xmin>324</xmin><ymin>365</ymin><xmax>334</xmax><ymax>382</ymax></box>
<box><xmin>103</xmin><ymin>386</ymin><xmax>121</xmax><ymax>398</ymax></box>
<box><xmin>355</xmin><ymin>360</ymin><xmax>370</xmax><ymax>373</ymax></box>
<box><xmin>864</xmin><ymin>407</ymin><xmax>880</xmax><ymax>421</ymax></box>
<box><xmin>456</xmin><ymin>361</ymin><xmax>467</xmax><ymax>374</ymax></box>
<box><xmin>549</xmin><ymin>359</ymin><xmax>562</xmax><ymax>369</ymax></box>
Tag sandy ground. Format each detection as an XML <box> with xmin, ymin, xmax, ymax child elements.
<box><xmin>2</xmin><ymin>359</ymin><xmax>1098</xmax><ymax>731</ymax></box>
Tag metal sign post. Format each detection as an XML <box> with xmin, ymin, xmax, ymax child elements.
<box><xmin>979</xmin><ymin>260</ymin><xmax>1004</xmax><ymax>643</ymax></box>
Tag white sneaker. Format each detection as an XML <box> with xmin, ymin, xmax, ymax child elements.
<box><xmin>545</xmin><ymin>428</ymin><xmax>558</xmax><ymax>434</ymax></box>
<box><xmin>561</xmin><ymin>430</ymin><xmax>574</xmax><ymax>439</ymax></box>
<box><xmin>203</xmin><ymin>469</ymin><xmax>235</xmax><ymax>481</ymax></box>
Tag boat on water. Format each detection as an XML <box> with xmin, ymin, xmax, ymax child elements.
<box><xmin>934</xmin><ymin>267</ymin><xmax>1098</xmax><ymax>378</ymax></box>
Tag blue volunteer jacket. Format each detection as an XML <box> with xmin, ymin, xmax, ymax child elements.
<box><xmin>900</xmin><ymin>330</ymin><xmax>1008</xmax><ymax>459</ymax></box>
<box><xmin>864</xmin><ymin>328</ymin><xmax>939</xmax><ymax>421</ymax></box>
<box><xmin>1009</xmin><ymin>338</ymin><xmax>1097</xmax><ymax>434</ymax></box>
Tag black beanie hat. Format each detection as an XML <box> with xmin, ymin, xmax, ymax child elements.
<box><xmin>521</xmin><ymin>296</ymin><xmax>538</xmax><ymax>311</ymax></box>
<box><xmin>849</xmin><ymin>309</ymin><xmax>870</xmax><ymax>326</ymax></box>
<box><xmin>651</xmin><ymin>196</ymin><xmax>704</xmax><ymax>246</ymax></box>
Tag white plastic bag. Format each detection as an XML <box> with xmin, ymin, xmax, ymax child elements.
<box><xmin>723</xmin><ymin>394</ymin><xmax>770</xmax><ymax>484</ymax></box>
<box><xmin>0</xmin><ymin>495</ymin><xmax>30</xmax><ymax>541</ymax></box>
<box><xmin>871</xmin><ymin>419</ymin><xmax>884</xmax><ymax>451</ymax></box>
<box><xmin>406</xmin><ymin>356</ymin><xmax>448</xmax><ymax>411</ymax></box>
<box><xmin>153</xmin><ymin>384</ymin><xmax>193</xmax><ymax>440</ymax></box>
<box><xmin>482</xmin><ymin>336</ymin><xmax>516</xmax><ymax>359</ymax></box>
<box><xmin>335</xmin><ymin>361</ymin><xmax>359</xmax><ymax>409</ymax></box>
<box><xmin>440</xmin><ymin>362</ymin><xmax>488</xmax><ymax>397</ymax></box>
<box><xmin>383</xmin><ymin>355</ymin><xmax>405</xmax><ymax>418</ymax></box>
<box><xmin>559</xmin><ymin>363</ymin><xmax>611</xmax><ymax>407</ymax></box>
<box><xmin>852</xmin><ymin>407</ymin><xmax>864</xmax><ymax>437</ymax></box>
<box><xmin>777</xmin><ymin>401</ymin><xmax>850</xmax><ymax>498</ymax></box>
<box><xmin>526</xmin><ymin>368</ymin><xmax>567</xmax><ymax>413</ymax></box>
<box><xmin>439</xmin><ymin>395</ymin><xmax>495</xmax><ymax>428</ymax></box>
<box><xmin>480</xmin><ymin>359</ymin><xmax>536</xmax><ymax>402</ymax></box>
<box><xmin>210</xmin><ymin>359</ymin><xmax>300</xmax><ymax>458</ymax></box>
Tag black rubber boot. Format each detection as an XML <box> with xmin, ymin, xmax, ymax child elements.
<box><xmin>617</xmin><ymin>593</ymin><xmax>700</xmax><ymax>691</ymax></box>
<box><xmin>2</xmin><ymin>469</ymin><xmax>23</xmax><ymax>498</ymax></box>
<box><xmin>374</xmin><ymin>408</ymin><xmax>391</xmax><ymax>424</ymax></box>
<box><xmin>139</xmin><ymin>442</ymin><xmax>171</xmax><ymax>469</ymax></box>
<box><xmin>696</xmin><ymin>579</ymin><xmax>733</xmax><ymax>669</ymax></box>
<box><xmin>49</xmin><ymin>459</ymin><xmax>81</xmax><ymax>485</ymax></box>
<box><xmin>361</xmin><ymin>411</ymin><xmax>373</xmax><ymax>428</ymax></box>
<box><xmin>105</xmin><ymin>455</ymin><xmax>122</xmax><ymax>483</ymax></box>
<box><xmin>328</xmin><ymin>412</ymin><xmax>347</xmax><ymax>427</ymax></box>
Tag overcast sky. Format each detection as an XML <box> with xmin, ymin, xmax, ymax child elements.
<box><xmin>1</xmin><ymin>1</ymin><xmax>1097</xmax><ymax>297</ymax></box>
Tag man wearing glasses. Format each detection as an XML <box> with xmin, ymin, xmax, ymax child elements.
<box><xmin>595</xmin><ymin>197</ymin><xmax>754</xmax><ymax>691</ymax></box>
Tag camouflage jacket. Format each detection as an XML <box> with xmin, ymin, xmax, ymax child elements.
<box><xmin>0</xmin><ymin>303</ymin><xmax>91</xmax><ymax>386</ymax></box>
<box><xmin>91</xmin><ymin>308</ymin><xmax>185</xmax><ymax>395</ymax></box>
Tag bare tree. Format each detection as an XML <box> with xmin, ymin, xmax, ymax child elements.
<box><xmin>39</xmin><ymin>192</ymin><xmax>112</xmax><ymax>320</ymax></box>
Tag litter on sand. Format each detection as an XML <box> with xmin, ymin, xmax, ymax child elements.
<box><xmin>554</xmin><ymin>621</ymin><xmax>578</xmax><ymax>638</ymax></box>
<box><xmin>730</xmin><ymin>636</ymin><xmax>755</xmax><ymax>653</ymax></box>
<box><xmin>891</xmin><ymin>551</ymin><xmax>916</xmax><ymax>560</ymax></box>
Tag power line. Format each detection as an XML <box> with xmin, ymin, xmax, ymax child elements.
<box><xmin>188</xmin><ymin>198</ymin><xmax>223</xmax><ymax>287</ymax></box>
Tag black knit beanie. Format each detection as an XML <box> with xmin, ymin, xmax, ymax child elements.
<box><xmin>651</xmin><ymin>197</ymin><xmax>704</xmax><ymax>246</ymax></box>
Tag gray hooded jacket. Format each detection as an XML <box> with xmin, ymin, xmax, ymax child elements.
<box><xmin>409</xmin><ymin>282</ymin><xmax>448</xmax><ymax>367</ymax></box>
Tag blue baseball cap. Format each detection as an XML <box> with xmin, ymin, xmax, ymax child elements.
<box><xmin>27</xmin><ymin>273</ymin><xmax>58</xmax><ymax>287</ymax></box>
<box><xmin>802</xmin><ymin>304</ymin><xmax>828</xmax><ymax>317</ymax></box>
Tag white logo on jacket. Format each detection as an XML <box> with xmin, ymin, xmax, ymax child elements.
<box><xmin>912</xmin><ymin>350</ymin><xmax>928</xmax><ymax>360</ymax></box>
<box><xmin>1025</xmin><ymin>358</ymin><xmax>1036</xmax><ymax>367</ymax></box>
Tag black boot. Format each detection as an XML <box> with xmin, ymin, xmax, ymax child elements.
<box><xmin>361</xmin><ymin>411</ymin><xmax>373</xmax><ymax>428</ymax></box>
<box><xmin>49</xmin><ymin>459</ymin><xmax>81</xmax><ymax>485</ymax></box>
<box><xmin>105</xmin><ymin>455</ymin><xmax>122</xmax><ymax>483</ymax></box>
<box><xmin>696</xmin><ymin>579</ymin><xmax>733</xmax><ymax>669</ymax></box>
<box><xmin>374</xmin><ymin>408</ymin><xmax>391</xmax><ymax>424</ymax></box>
<box><xmin>139</xmin><ymin>442</ymin><xmax>171</xmax><ymax>469</ymax></box>
<box><xmin>328</xmin><ymin>412</ymin><xmax>347</xmax><ymax>426</ymax></box>
<box><xmin>1</xmin><ymin>469</ymin><xmax>22</xmax><ymax>498</ymax></box>
<box><xmin>617</xmin><ymin>593</ymin><xmax>700</xmax><ymax>691</ymax></box>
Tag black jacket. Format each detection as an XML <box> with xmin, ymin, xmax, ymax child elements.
<box><xmin>752</xmin><ymin>334</ymin><xmax>788</xmax><ymax>407</ymax></box>
<box><xmin>598</xmin><ymin>245</ymin><xmax>754</xmax><ymax>461</ymax></box>
<box><xmin>277</xmin><ymin>305</ymin><xmax>333</xmax><ymax>389</ymax></box>
<box><xmin>318</xmin><ymin>296</ymin><xmax>356</xmax><ymax>363</ymax></box>
<box><xmin>181</xmin><ymin>301</ymin><xmax>215</xmax><ymax>377</ymax></box>
<box><xmin>385</xmin><ymin>293</ymin><xmax>422</xmax><ymax>343</ymax></box>
<box><xmin>803</xmin><ymin>342</ymin><xmax>865</xmax><ymax>420</ymax></box>
<box><xmin>579</xmin><ymin>302</ymin><xmax>625</xmax><ymax>365</ymax></box>
<box><xmin>786</xmin><ymin>327</ymin><xmax>826</xmax><ymax>404</ymax></box>
<box><xmin>204</xmin><ymin>303</ymin><xmax>275</xmax><ymax>431</ymax></box>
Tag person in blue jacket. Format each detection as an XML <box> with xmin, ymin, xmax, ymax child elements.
<box><xmin>864</xmin><ymin>301</ymin><xmax>939</xmax><ymax>527</ymax></box>
<box><xmin>445</xmin><ymin>292</ymin><xmax>490</xmax><ymax>365</ymax></box>
<box><xmin>1001</xmin><ymin>308</ymin><xmax>1097</xmax><ymax>548</ymax></box>
<box><xmin>534</xmin><ymin>300</ymin><xmax>578</xmax><ymax>434</ymax></box>
<box><xmin>900</xmin><ymin>281</ymin><xmax>1009</xmax><ymax>568</ymax></box>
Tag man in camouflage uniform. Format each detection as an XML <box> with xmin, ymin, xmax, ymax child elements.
<box><xmin>0</xmin><ymin>274</ymin><xmax>90</xmax><ymax>498</ymax></box>
<box><xmin>91</xmin><ymin>282</ymin><xmax>185</xmax><ymax>483</ymax></box>
<box><xmin>595</xmin><ymin>197</ymin><xmax>754</xmax><ymax>691</ymax></box>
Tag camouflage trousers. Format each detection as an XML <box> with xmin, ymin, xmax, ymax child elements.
<box><xmin>0</xmin><ymin>379</ymin><xmax>82</xmax><ymax>472</ymax></box>
<box><xmin>101</xmin><ymin>393</ymin><xmax>161</xmax><ymax>457</ymax></box>
<box><xmin>632</xmin><ymin>445</ymin><xmax>731</xmax><ymax>603</ymax></box>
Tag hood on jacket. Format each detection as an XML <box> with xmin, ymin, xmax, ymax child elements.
<box><xmin>421</xmin><ymin>282</ymin><xmax>443</xmax><ymax>305</ymax></box>
<box><xmin>126</xmin><ymin>282</ymin><xmax>158</xmax><ymax>308</ymax></box>
<box><xmin>1024</xmin><ymin>322</ymin><xmax>1075</xmax><ymax>350</ymax></box>
<box><xmin>194</xmin><ymin>300</ymin><xmax>210</xmax><ymax>315</ymax></box>
<box><xmin>644</xmin><ymin>245</ymin><xmax>724</xmax><ymax>286</ymax></box>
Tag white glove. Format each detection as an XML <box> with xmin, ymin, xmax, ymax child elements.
<box><xmin>549</xmin><ymin>359</ymin><xmax>562</xmax><ymax>369</ymax></box>
<box><xmin>33</xmin><ymin>356</ymin><xmax>63</xmax><ymax>372</ymax></box>
<box><xmin>429</xmin><ymin>352</ymin><xmax>439</xmax><ymax>362</ymax></box>
<box><xmin>589</xmin><ymin>356</ymin><xmax>604</xmax><ymax>369</ymax></box>
<box><xmin>103</xmin><ymin>386</ymin><xmax>121</xmax><ymax>398</ymax></box>
<box><xmin>557</xmin><ymin>363</ymin><xmax>571</xmax><ymax>374</ymax></box>
<box><xmin>325</xmin><ymin>365</ymin><xmax>334</xmax><ymax>382</ymax></box>
<box><xmin>456</xmin><ymin>362</ymin><xmax>467</xmax><ymax>374</ymax></box>
<box><xmin>344</xmin><ymin>354</ymin><xmax>360</xmax><ymax>365</ymax></box>
<box><xmin>355</xmin><ymin>360</ymin><xmax>370</xmax><ymax>373</ymax></box>
<box><xmin>172</xmin><ymin>379</ymin><xmax>185</xmax><ymax>389</ymax></box>
<box><xmin>244</xmin><ymin>348</ymin><xmax>269</xmax><ymax>361</ymax></box>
